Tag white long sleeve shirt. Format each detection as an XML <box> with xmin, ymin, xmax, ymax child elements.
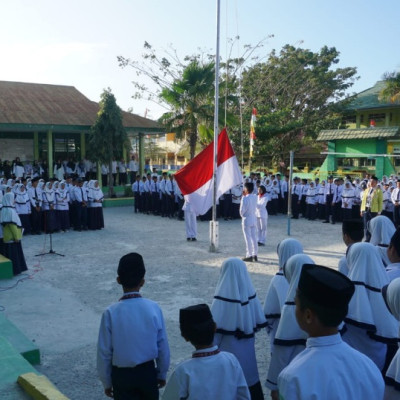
<box><xmin>97</xmin><ymin>293</ymin><xmax>170</xmax><ymax>389</ymax></box>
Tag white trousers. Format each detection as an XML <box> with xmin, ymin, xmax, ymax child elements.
<box><xmin>184</xmin><ymin>209</ymin><xmax>197</xmax><ymax>239</ymax></box>
<box><xmin>242</xmin><ymin>224</ymin><xmax>258</xmax><ymax>257</ymax></box>
<box><xmin>257</xmin><ymin>216</ymin><xmax>268</xmax><ymax>244</ymax></box>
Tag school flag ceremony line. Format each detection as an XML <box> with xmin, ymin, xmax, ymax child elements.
<box><xmin>174</xmin><ymin>128</ymin><xmax>242</xmax><ymax>216</ymax></box>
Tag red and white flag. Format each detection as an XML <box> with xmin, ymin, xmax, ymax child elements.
<box><xmin>175</xmin><ymin>128</ymin><xmax>242</xmax><ymax>216</ymax></box>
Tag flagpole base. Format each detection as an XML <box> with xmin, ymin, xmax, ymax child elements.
<box><xmin>209</xmin><ymin>221</ymin><xmax>219</xmax><ymax>252</ymax></box>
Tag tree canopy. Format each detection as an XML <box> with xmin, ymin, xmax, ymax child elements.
<box><xmin>89</xmin><ymin>89</ymin><xmax>128</xmax><ymax>195</ymax></box>
<box><xmin>240</xmin><ymin>45</ymin><xmax>358</xmax><ymax>167</ymax></box>
<box><xmin>379</xmin><ymin>71</ymin><xmax>400</xmax><ymax>104</ymax></box>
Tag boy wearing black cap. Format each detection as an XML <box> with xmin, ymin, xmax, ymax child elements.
<box><xmin>97</xmin><ymin>253</ymin><xmax>170</xmax><ymax>400</ymax></box>
<box><xmin>277</xmin><ymin>264</ymin><xmax>384</xmax><ymax>399</ymax></box>
<box><xmin>162</xmin><ymin>304</ymin><xmax>250</xmax><ymax>400</ymax></box>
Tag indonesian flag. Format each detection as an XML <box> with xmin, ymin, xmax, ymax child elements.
<box><xmin>175</xmin><ymin>128</ymin><xmax>242</xmax><ymax>216</ymax></box>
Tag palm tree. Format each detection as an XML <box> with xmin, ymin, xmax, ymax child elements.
<box><xmin>159</xmin><ymin>60</ymin><xmax>215</xmax><ymax>160</ymax></box>
<box><xmin>379</xmin><ymin>71</ymin><xmax>400</xmax><ymax>103</ymax></box>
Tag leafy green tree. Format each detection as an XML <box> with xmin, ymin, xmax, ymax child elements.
<box><xmin>240</xmin><ymin>45</ymin><xmax>358</xmax><ymax>169</ymax></box>
<box><xmin>379</xmin><ymin>71</ymin><xmax>400</xmax><ymax>103</ymax></box>
<box><xmin>89</xmin><ymin>89</ymin><xmax>129</xmax><ymax>197</ymax></box>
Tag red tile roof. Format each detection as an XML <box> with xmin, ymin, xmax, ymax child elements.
<box><xmin>0</xmin><ymin>81</ymin><xmax>161</xmax><ymax>131</ymax></box>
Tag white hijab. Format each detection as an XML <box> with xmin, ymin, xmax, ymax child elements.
<box><xmin>345</xmin><ymin>242</ymin><xmax>398</xmax><ymax>341</ymax></box>
<box><xmin>274</xmin><ymin>254</ymin><xmax>314</xmax><ymax>343</ymax></box>
<box><xmin>211</xmin><ymin>257</ymin><xmax>267</xmax><ymax>338</ymax></box>
<box><xmin>89</xmin><ymin>180</ymin><xmax>103</xmax><ymax>201</ymax></box>
<box><xmin>0</xmin><ymin>192</ymin><xmax>22</xmax><ymax>226</ymax></box>
<box><xmin>385</xmin><ymin>278</ymin><xmax>400</xmax><ymax>388</ymax></box>
<box><xmin>369</xmin><ymin>215</ymin><xmax>395</xmax><ymax>246</ymax></box>
<box><xmin>263</xmin><ymin>239</ymin><xmax>303</xmax><ymax>320</ymax></box>
<box><xmin>43</xmin><ymin>182</ymin><xmax>55</xmax><ymax>202</ymax></box>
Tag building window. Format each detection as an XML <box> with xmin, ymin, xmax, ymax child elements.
<box><xmin>368</xmin><ymin>113</ymin><xmax>385</xmax><ymax>122</ymax></box>
<box><xmin>341</xmin><ymin>115</ymin><xmax>356</xmax><ymax>124</ymax></box>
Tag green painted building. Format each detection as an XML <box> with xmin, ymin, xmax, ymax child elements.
<box><xmin>317</xmin><ymin>81</ymin><xmax>400</xmax><ymax>179</ymax></box>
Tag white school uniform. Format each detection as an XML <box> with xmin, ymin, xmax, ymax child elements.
<box><xmin>240</xmin><ymin>194</ymin><xmax>257</xmax><ymax>257</ymax></box>
<box><xmin>162</xmin><ymin>346</ymin><xmax>250</xmax><ymax>400</ymax></box>
<box><xmin>182</xmin><ymin>200</ymin><xmax>197</xmax><ymax>239</ymax></box>
<box><xmin>211</xmin><ymin>258</ymin><xmax>267</xmax><ymax>387</ymax></box>
<box><xmin>255</xmin><ymin>194</ymin><xmax>268</xmax><ymax>244</ymax></box>
<box><xmin>384</xmin><ymin>278</ymin><xmax>400</xmax><ymax>399</ymax></box>
<box><xmin>266</xmin><ymin>254</ymin><xmax>314</xmax><ymax>391</ymax></box>
<box><xmin>343</xmin><ymin>242</ymin><xmax>398</xmax><ymax>371</ymax></box>
<box><xmin>278</xmin><ymin>334</ymin><xmax>384</xmax><ymax>400</ymax></box>
<box><xmin>97</xmin><ymin>292</ymin><xmax>170</xmax><ymax>389</ymax></box>
<box><xmin>263</xmin><ymin>239</ymin><xmax>303</xmax><ymax>355</ymax></box>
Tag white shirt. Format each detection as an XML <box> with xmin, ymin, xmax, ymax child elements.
<box><xmin>240</xmin><ymin>194</ymin><xmax>257</xmax><ymax>226</ymax></box>
<box><xmin>278</xmin><ymin>334</ymin><xmax>384</xmax><ymax>400</ymax></box>
<box><xmin>255</xmin><ymin>194</ymin><xmax>268</xmax><ymax>219</ymax></box>
<box><xmin>97</xmin><ymin>293</ymin><xmax>170</xmax><ymax>389</ymax></box>
<box><xmin>162</xmin><ymin>346</ymin><xmax>250</xmax><ymax>400</ymax></box>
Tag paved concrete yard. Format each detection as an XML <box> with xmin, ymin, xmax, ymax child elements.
<box><xmin>0</xmin><ymin>207</ymin><xmax>345</xmax><ymax>399</ymax></box>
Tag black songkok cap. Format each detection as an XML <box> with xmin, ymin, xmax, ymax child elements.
<box><xmin>180</xmin><ymin>304</ymin><xmax>213</xmax><ymax>326</ymax></box>
<box><xmin>342</xmin><ymin>219</ymin><xmax>364</xmax><ymax>233</ymax></box>
<box><xmin>117</xmin><ymin>253</ymin><xmax>145</xmax><ymax>287</ymax></box>
<box><xmin>390</xmin><ymin>228</ymin><xmax>400</xmax><ymax>256</ymax></box>
<box><xmin>31</xmin><ymin>177</ymin><xmax>40</xmax><ymax>183</ymax></box>
<box><xmin>298</xmin><ymin>264</ymin><xmax>355</xmax><ymax>309</ymax></box>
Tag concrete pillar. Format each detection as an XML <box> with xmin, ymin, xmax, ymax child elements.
<box><xmin>80</xmin><ymin>133</ymin><xmax>86</xmax><ymax>160</ymax></box>
<box><xmin>47</xmin><ymin>130</ymin><xmax>53</xmax><ymax>176</ymax></box>
<box><xmin>356</xmin><ymin>114</ymin><xmax>361</xmax><ymax>129</ymax></box>
<box><xmin>326</xmin><ymin>141</ymin><xmax>336</xmax><ymax>173</ymax></box>
<box><xmin>375</xmin><ymin>139</ymin><xmax>386</xmax><ymax>178</ymax></box>
<box><xmin>385</xmin><ymin>113</ymin><xmax>390</xmax><ymax>127</ymax></box>
<box><xmin>139</xmin><ymin>133</ymin><xmax>145</xmax><ymax>177</ymax></box>
<box><xmin>33</xmin><ymin>132</ymin><xmax>39</xmax><ymax>161</ymax></box>
<box><xmin>97</xmin><ymin>161</ymin><xmax>102</xmax><ymax>186</ymax></box>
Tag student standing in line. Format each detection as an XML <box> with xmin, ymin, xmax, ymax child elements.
<box><xmin>240</xmin><ymin>182</ymin><xmax>258</xmax><ymax>262</ymax></box>
<box><xmin>97</xmin><ymin>253</ymin><xmax>170</xmax><ymax>400</ymax></box>
<box><xmin>278</xmin><ymin>264</ymin><xmax>384</xmax><ymax>400</ymax></box>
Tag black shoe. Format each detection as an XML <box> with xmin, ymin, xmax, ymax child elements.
<box><xmin>258</xmin><ymin>242</ymin><xmax>265</xmax><ymax>246</ymax></box>
<box><xmin>323</xmin><ymin>221</ymin><xmax>330</xmax><ymax>223</ymax></box>
<box><xmin>252</xmin><ymin>256</ymin><xmax>258</xmax><ymax>262</ymax></box>
<box><xmin>187</xmin><ymin>238</ymin><xmax>191</xmax><ymax>241</ymax></box>
<box><xmin>242</xmin><ymin>256</ymin><xmax>253</xmax><ymax>262</ymax></box>
<box><xmin>191</xmin><ymin>238</ymin><xmax>197</xmax><ymax>241</ymax></box>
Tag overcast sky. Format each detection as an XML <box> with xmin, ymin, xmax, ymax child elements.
<box><xmin>1</xmin><ymin>0</ymin><xmax>399</xmax><ymax>120</ymax></box>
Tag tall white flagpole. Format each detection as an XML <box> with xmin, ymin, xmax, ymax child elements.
<box><xmin>210</xmin><ymin>0</ymin><xmax>221</xmax><ymax>252</ymax></box>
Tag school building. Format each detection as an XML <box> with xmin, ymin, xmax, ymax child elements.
<box><xmin>0</xmin><ymin>80</ymin><xmax>164</xmax><ymax>174</ymax></box>
<box><xmin>317</xmin><ymin>81</ymin><xmax>400</xmax><ymax>179</ymax></box>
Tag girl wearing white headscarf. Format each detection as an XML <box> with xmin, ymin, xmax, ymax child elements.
<box><xmin>263</xmin><ymin>238</ymin><xmax>303</xmax><ymax>355</ymax></box>
<box><xmin>14</xmin><ymin>183</ymin><xmax>31</xmax><ymax>235</ymax></box>
<box><xmin>87</xmin><ymin>180</ymin><xmax>104</xmax><ymax>230</ymax></box>
<box><xmin>42</xmin><ymin>181</ymin><xmax>58</xmax><ymax>233</ymax></box>
<box><xmin>55</xmin><ymin>180</ymin><xmax>70</xmax><ymax>232</ymax></box>
<box><xmin>266</xmin><ymin>253</ymin><xmax>314</xmax><ymax>398</ymax></box>
<box><xmin>0</xmin><ymin>193</ymin><xmax>27</xmax><ymax>275</ymax></box>
<box><xmin>383</xmin><ymin>278</ymin><xmax>400</xmax><ymax>399</ymax></box>
<box><xmin>369</xmin><ymin>215</ymin><xmax>396</xmax><ymax>267</ymax></box>
<box><xmin>342</xmin><ymin>242</ymin><xmax>398</xmax><ymax>371</ymax></box>
<box><xmin>211</xmin><ymin>257</ymin><xmax>267</xmax><ymax>400</ymax></box>
<box><xmin>256</xmin><ymin>186</ymin><xmax>268</xmax><ymax>246</ymax></box>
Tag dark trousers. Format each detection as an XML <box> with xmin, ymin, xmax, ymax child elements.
<box><xmin>363</xmin><ymin>210</ymin><xmax>377</xmax><ymax>242</ymax></box>
<box><xmin>394</xmin><ymin>205</ymin><xmax>400</xmax><ymax>228</ymax></box>
<box><xmin>134</xmin><ymin>192</ymin><xmax>140</xmax><ymax>213</ymax></box>
<box><xmin>30</xmin><ymin>207</ymin><xmax>42</xmax><ymax>234</ymax></box>
<box><xmin>74</xmin><ymin>202</ymin><xmax>87</xmax><ymax>230</ymax></box>
<box><xmin>102</xmin><ymin>174</ymin><xmax>108</xmax><ymax>187</ymax></box>
<box><xmin>111</xmin><ymin>361</ymin><xmax>158</xmax><ymax>400</ymax></box>
<box><xmin>342</xmin><ymin>208</ymin><xmax>353</xmax><ymax>221</ymax></box>
<box><xmin>307</xmin><ymin>204</ymin><xmax>316</xmax><ymax>220</ymax></box>
<box><xmin>325</xmin><ymin>194</ymin><xmax>333</xmax><ymax>222</ymax></box>
<box><xmin>223</xmin><ymin>194</ymin><xmax>232</xmax><ymax>219</ymax></box>
<box><xmin>291</xmin><ymin>194</ymin><xmax>299</xmax><ymax>218</ymax></box>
